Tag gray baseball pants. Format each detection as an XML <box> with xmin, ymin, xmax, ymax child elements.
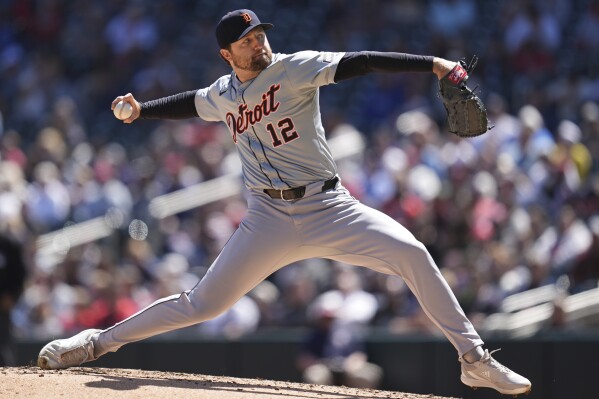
<box><xmin>96</xmin><ymin>183</ymin><xmax>483</xmax><ymax>357</ymax></box>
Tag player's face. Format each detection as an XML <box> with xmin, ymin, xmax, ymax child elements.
<box><xmin>226</xmin><ymin>27</ymin><xmax>272</xmax><ymax>72</ymax></box>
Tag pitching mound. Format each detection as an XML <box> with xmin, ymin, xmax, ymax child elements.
<box><xmin>1</xmin><ymin>366</ymin><xmax>458</xmax><ymax>399</ymax></box>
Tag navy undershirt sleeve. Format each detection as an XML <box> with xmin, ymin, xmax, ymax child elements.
<box><xmin>138</xmin><ymin>52</ymin><xmax>434</xmax><ymax>118</ymax></box>
<box><xmin>334</xmin><ymin>51</ymin><xmax>434</xmax><ymax>82</ymax></box>
<box><xmin>139</xmin><ymin>90</ymin><xmax>199</xmax><ymax>119</ymax></box>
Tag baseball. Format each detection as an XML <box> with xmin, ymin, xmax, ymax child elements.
<box><xmin>128</xmin><ymin>219</ymin><xmax>149</xmax><ymax>241</ymax></box>
<box><xmin>113</xmin><ymin>100</ymin><xmax>133</xmax><ymax>120</ymax></box>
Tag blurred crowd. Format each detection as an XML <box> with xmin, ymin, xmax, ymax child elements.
<box><xmin>1</xmin><ymin>0</ymin><xmax>599</xmax><ymax>349</ymax></box>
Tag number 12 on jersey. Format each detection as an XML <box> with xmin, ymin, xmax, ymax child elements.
<box><xmin>266</xmin><ymin>117</ymin><xmax>299</xmax><ymax>147</ymax></box>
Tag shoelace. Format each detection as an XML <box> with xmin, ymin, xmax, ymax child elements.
<box><xmin>485</xmin><ymin>349</ymin><xmax>512</xmax><ymax>374</ymax></box>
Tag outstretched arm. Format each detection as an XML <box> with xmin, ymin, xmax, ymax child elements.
<box><xmin>432</xmin><ymin>57</ymin><xmax>458</xmax><ymax>79</ymax></box>
<box><xmin>333</xmin><ymin>51</ymin><xmax>456</xmax><ymax>82</ymax></box>
<box><xmin>111</xmin><ymin>91</ymin><xmax>199</xmax><ymax>123</ymax></box>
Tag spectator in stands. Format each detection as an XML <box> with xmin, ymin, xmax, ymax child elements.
<box><xmin>0</xmin><ymin>232</ymin><xmax>27</xmax><ymax>366</ymax></box>
<box><xmin>428</xmin><ymin>0</ymin><xmax>477</xmax><ymax>38</ymax></box>
<box><xmin>24</xmin><ymin>161</ymin><xmax>71</xmax><ymax>232</ymax></box>
<box><xmin>2</xmin><ymin>1</ymin><xmax>599</xmax><ymax>342</ymax></box>
<box><xmin>575</xmin><ymin>0</ymin><xmax>599</xmax><ymax>51</ymax></box>
<box><xmin>571</xmin><ymin>215</ymin><xmax>599</xmax><ymax>292</ymax></box>
<box><xmin>503</xmin><ymin>3</ymin><xmax>560</xmax><ymax>75</ymax></box>
<box><xmin>297</xmin><ymin>279</ymin><xmax>383</xmax><ymax>389</ymax></box>
<box><xmin>104</xmin><ymin>2</ymin><xmax>158</xmax><ymax>57</ymax></box>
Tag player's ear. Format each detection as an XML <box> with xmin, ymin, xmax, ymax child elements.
<box><xmin>220</xmin><ymin>48</ymin><xmax>232</xmax><ymax>65</ymax></box>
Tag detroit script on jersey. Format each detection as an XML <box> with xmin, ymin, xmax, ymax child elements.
<box><xmin>194</xmin><ymin>51</ymin><xmax>345</xmax><ymax>190</ymax></box>
<box><xmin>226</xmin><ymin>84</ymin><xmax>281</xmax><ymax>143</ymax></box>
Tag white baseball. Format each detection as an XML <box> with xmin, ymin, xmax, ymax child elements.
<box><xmin>128</xmin><ymin>219</ymin><xmax>149</xmax><ymax>241</ymax></box>
<box><xmin>113</xmin><ymin>100</ymin><xmax>133</xmax><ymax>120</ymax></box>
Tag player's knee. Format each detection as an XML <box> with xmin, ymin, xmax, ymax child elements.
<box><xmin>185</xmin><ymin>290</ymin><xmax>232</xmax><ymax>322</ymax></box>
<box><xmin>190</xmin><ymin>303</ymin><xmax>228</xmax><ymax>323</ymax></box>
<box><xmin>392</xmin><ymin>238</ymin><xmax>436</xmax><ymax>272</ymax></box>
<box><xmin>198</xmin><ymin>306</ymin><xmax>228</xmax><ymax>322</ymax></box>
<box><xmin>401</xmin><ymin>238</ymin><xmax>430</xmax><ymax>260</ymax></box>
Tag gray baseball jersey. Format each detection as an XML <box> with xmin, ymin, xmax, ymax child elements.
<box><xmin>94</xmin><ymin>50</ymin><xmax>484</xmax><ymax>361</ymax></box>
<box><xmin>194</xmin><ymin>51</ymin><xmax>343</xmax><ymax>190</ymax></box>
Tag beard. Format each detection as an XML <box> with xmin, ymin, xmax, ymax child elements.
<box><xmin>231</xmin><ymin>50</ymin><xmax>272</xmax><ymax>72</ymax></box>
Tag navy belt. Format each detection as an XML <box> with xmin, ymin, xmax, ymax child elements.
<box><xmin>263</xmin><ymin>177</ymin><xmax>339</xmax><ymax>201</ymax></box>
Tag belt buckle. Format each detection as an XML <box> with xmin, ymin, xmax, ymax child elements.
<box><xmin>281</xmin><ymin>189</ymin><xmax>293</xmax><ymax>202</ymax></box>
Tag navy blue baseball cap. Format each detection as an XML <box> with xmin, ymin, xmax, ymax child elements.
<box><xmin>216</xmin><ymin>9</ymin><xmax>274</xmax><ymax>48</ymax></box>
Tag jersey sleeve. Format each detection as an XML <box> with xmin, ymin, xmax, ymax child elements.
<box><xmin>282</xmin><ymin>51</ymin><xmax>345</xmax><ymax>92</ymax></box>
<box><xmin>194</xmin><ymin>80</ymin><xmax>226</xmax><ymax>122</ymax></box>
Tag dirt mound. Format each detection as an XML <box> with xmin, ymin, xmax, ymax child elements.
<box><xmin>0</xmin><ymin>366</ymin><xmax>459</xmax><ymax>399</ymax></box>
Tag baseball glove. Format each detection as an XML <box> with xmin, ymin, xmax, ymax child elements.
<box><xmin>438</xmin><ymin>56</ymin><xmax>490</xmax><ymax>138</ymax></box>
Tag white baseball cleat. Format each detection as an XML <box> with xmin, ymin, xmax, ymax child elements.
<box><xmin>38</xmin><ymin>329</ymin><xmax>102</xmax><ymax>370</ymax></box>
<box><xmin>460</xmin><ymin>349</ymin><xmax>531</xmax><ymax>395</ymax></box>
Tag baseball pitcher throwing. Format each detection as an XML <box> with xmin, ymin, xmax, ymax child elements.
<box><xmin>38</xmin><ymin>9</ymin><xmax>531</xmax><ymax>396</ymax></box>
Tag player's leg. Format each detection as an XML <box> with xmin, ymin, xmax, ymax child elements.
<box><xmin>296</xmin><ymin>187</ymin><xmax>531</xmax><ymax>395</ymax></box>
<box><xmin>38</xmin><ymin>193</ymin><xmax>301</xmax><ymax>369</ymax></box>
<box><xmin>296</xmin><ymin>188</ymin><xmax>481</xmax><ymax>354</ymax></box>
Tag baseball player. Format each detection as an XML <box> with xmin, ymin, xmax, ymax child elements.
<box><xmin>38</xmin><ymin>9</ymin><xmax>531</xmax><ymax>396</ymax></box>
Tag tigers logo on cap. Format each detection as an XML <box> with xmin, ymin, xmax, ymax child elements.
<box><xmin>215</xmin><ymin>9</ymin><xmax>274</xmax><ymax>48</ymax></box>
